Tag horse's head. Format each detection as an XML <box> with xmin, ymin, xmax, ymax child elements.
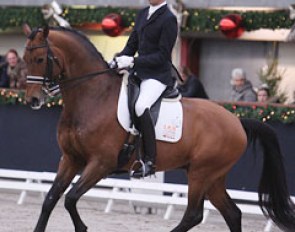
<box><xmin>23</xmin><ymin>24</ymin><xmax>63</xmax><ymax>109</ymax></box>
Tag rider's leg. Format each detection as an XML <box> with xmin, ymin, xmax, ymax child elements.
<box><xmin>132</xmin><ymin>79</ymin><xmax>166</xmax><ymax>177</ymax></box>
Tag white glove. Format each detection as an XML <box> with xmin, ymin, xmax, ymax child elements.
<box><xmin>108</xmin><ymin>59</ymin><xmax>117</xmax><ymax>68</ymax></box>
<box><xmin>115</xmin><ymin>55</ymin><xmax>134</xmax><ymax>69</ymax></box>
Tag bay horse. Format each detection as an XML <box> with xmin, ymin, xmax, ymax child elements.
<box><xmin>23</xmin><ymin>25</ymin><xmax>295</xmax><ymax>232</ymax></box>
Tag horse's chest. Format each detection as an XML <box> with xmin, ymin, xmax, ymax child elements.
<box><xmin>59</xmin><ymin>126</ymin><xmax>88</xmax><ymax>154</ymax></box>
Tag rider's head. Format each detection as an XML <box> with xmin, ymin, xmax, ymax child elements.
<box><xmin>148</xmin><ymin>0</ymin><xmax>166</xmax><ymax>6</ymax></box>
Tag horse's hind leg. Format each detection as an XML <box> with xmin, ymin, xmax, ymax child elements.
<box><xmin>171</xmin><ymin>172</ymin><xmax>207</xmax><ymax>232</ymax></box>
<box><xmin>207</xmin><ymin>177</ymin><xmax>242</xmax><ymax>232</ymax></box>
<box><xmin>64</xmin><ymin>160</ymin><xmax>108</xmax><ymax>232</ymax></box>
<box><xmin>34</xmin><ymin>155</ymin><xmax>80</xmax><ymax>232</ymax></box>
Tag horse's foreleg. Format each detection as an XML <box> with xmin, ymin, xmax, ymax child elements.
<box><xmin>171</xmin><ymin>196</ymin><xmax>204</xmax><ymax>232</ymax></box>
<box><xmin>171</xmin><ymin>172</ymin><xmax>207</xmax><ymax>232</ymax></box>
<box><xmin>34</xmin><ymin>155</ymin><xmax>79</xmax><ymax>232</ymax></box>
<box><xmin>207</xmin><ymin>177</ymin><xmax>242</xmax><ymax>232</ymax></box>
<box><xmin>64</xmin><ymin>160</ymin><xmax>107</xmax><ymax>232</ymax></box>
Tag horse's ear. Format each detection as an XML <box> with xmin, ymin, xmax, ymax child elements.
<box><xmin>22</xmin><ymin>23</ymin><xmax>32</xmax><ymax>37</ymax></box>
<box><xmin>43</xmin><ymin>25</ymin><xmax>50</xmax><ymax>39</ymax></box>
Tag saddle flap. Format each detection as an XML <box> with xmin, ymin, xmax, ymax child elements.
<box><xmin>118</xmin><ymin>74</ymin><xmax>183</xmax><ymax>143</ymax></box>
<box><xmin>127</xmin><ymin>72</ymin><xmax>181</xmax><ymax>127</ymax></box>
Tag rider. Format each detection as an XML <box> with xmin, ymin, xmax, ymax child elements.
<box><xmin>114</xmin><ymin>0</ymin><xmax>178</xmax><ymax>177</ymax></box>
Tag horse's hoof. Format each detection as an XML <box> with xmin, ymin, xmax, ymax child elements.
<box><xmin>76</xmin><ymin>225</ymin><xmax>87</xmax><ymax>232</ymax></box>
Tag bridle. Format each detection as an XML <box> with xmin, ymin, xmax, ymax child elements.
<box><xmin>26</xmin><ymin>40</ymin><xmax>64</xmax><ymax>96</ymax></box>
<box><xmin>26</xmin><ymin>39</ymin><xmax>116</xmax><ymax>96</ymax></box>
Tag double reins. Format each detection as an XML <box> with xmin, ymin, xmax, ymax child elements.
<box><xmin>26</xmin><ymin>40</ymin><xmax>118</xmax><ymax>96</ymax></box>
<box><xmin>58</xmin><ymin>67</ymin><xmax>116</xmax><ymax>86</ymax></box>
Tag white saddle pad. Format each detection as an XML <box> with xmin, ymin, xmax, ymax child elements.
<box><xmin>117</xmin><ymin>73</ymin><xmax>183</xmax><ymax>143</ymax></box>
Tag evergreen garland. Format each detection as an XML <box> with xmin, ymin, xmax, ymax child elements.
<box><xmin>0</xmin><ymin>6</ymin><xmax>294</xmax><ymax>32</ymax></box>
<box><xmin>184</xmin><ymin>9</ymin><xmax>294</xmax><ymax>32</ymax></box>
<box><xmin>1</xmin><ymin>88</ymin><xmax>295</xmax><ymax>124</ymax></box>
<box><xmin>223</xmin><ymin>103</ymin><xmax>295</xmax><ymax>124</ymax></box>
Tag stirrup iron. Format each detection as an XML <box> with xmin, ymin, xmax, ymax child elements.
<box><xmin>129</xmin><ymin>159</ymin><xmax>145</xmax><ymax>178</ymax></box>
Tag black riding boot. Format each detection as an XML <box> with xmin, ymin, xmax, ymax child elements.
<box><xmin>132</xmin><ymin>109</ymin><xmax>156</xmax><ymax>178</ymax></box>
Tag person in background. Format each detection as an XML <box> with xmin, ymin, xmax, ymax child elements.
<box><xmin>257</xmin><ymin>84</ymin><xmax>280</xmax><ymax>103</ymax></box>
<box><xmin>6</xmin><ymin>49</ymin><xmax>27</xmax><ymax>90</ymax></box>
<box><xmin>257</xmin><ymin>85</ymin><xmax>270</xmax><ymax>103</ymax></box>
<box><xmin>0</xmin><ymin>55</ymin><xmax>9</xmax><ymax>88</ymax></box>
<box><xmin>177</xmin><ymin>66</ymin><xmax>209</xmax><ymax>99</ymax></box>
<box><xmin>230</xmin><ymin>68</ymin><xmax>257</xmax><ymax>102</ymax></box>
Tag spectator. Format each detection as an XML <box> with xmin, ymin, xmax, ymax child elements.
<box><xmin>257</xmin><ymin>85</ymin><xmax>270</xmax><ymax>103</ymax></box>
<box><xmin>230</xmin><ymin>68</ymin><xmax>257</xmax><ymax>102</ymax></box>
<box><xmin>0</xmin><ymin>55</ymin><xmax>9</xmax><ymax>88</ymax></box>
<box><xmin>6</xmin><ymin>49</ymin><xmax>27</xmax><ymax>90</ymax></box>
<box><xmin>257</xmin><ymin>84</ymin><xmax>280</xmax><ymax>103</ymax></box>
<box><xmin>177</xmin><ymin>66</ymin><xmax>209</xmax><ymax>99</ymax></box>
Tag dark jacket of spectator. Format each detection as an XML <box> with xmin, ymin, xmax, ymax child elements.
<box><xmin>0</xmin><ymin>56</ymin><xmax>9</xmax><ymax>88</ymax></box>
<box><xmin>177</xmin><ymin>66</ymin><xmax>209</xmax><ymax>99</ymax></box>
<box><xmin>178</xmin><ymin>75</ymin><xmax>209</xmax><ymax>99</ymax></box>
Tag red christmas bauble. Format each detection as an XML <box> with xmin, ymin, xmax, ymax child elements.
<box><xmin>101</xmin><ymin>13</ymin><xmax>123</xmax><ymax>37</ymax></box>
<box><xmin>219</xmin><ymin>14</ymin><xmax>244</xmax><ymax>38</ymax></box>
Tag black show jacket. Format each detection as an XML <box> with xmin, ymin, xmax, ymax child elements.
<box><xmin>119</xmin><ymin>5</ymin><xmax>178</xmax><ymax>86</ymax></box>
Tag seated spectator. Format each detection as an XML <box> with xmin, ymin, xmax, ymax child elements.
<box><xmin>177</xmin><ymin>66</ymin><xmax>209</xmax><ymax>99</ymax></box>
<box><xmin>257</xmin><ymin>85</ymin><xmax>270</xmax><ymax>103</ymax></box>
<box><xmin>257</xmin><ymin>84</ymin><xmax>280</xmax><ymax>103</ymax></box>
<box><xmin>0</xmin><ymin>55</ymin><xmax>9</xmax><ymax>88</ymax></box>
<box><xmin>6</xmin><ymin>49</ymin><xmax>27</xmax><ymax>90</ymax></box>
<box><xmin>230</xmin><ymin>68</ymin><xmax>257</xmax><ymax>102</ymax></box>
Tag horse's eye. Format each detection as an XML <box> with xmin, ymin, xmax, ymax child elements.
<box><xmin>36</xmin><ymin>58</ymin><xmax>44</xmax><ymax>64</ymax></box>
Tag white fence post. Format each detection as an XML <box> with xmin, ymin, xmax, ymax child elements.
<box><xmin>17</xmin><ymin>178</ymin><xmax>32</xmax><ymax>204</ymax></box>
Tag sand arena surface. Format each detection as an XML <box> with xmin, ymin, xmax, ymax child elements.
<box><xmin>0</xmin><ymin>190</ymin><xmax>282</xmax><ymax>232</ymax></box>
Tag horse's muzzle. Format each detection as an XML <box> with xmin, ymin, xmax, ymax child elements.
<box><xmin>29</xmin><ymin>97</ymin><xmax>44</xmax><ymax>110</ymax></box>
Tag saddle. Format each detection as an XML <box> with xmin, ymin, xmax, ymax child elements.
<box><xmin>127</xmin><ymin>70</ymin><xmax>180</xmax><ymax>130</ymax></box>
<box><xmin>117</xmin><ymin>70</ymin><xmax>180</xmax><ymax>171</ymax></box>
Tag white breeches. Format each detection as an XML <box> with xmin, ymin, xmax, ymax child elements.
<box><xmin>135</xmin><ymin>79</ymin><xmax>167</xmax><ymax>117</ymax></box>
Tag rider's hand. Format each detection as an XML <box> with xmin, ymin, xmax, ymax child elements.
<box><xmin>108</xmin><ymin>59</ymin><xmax>117</xmax><ymax>69</ymax></box>
<box><xmin>115</xmin><ymin>56</ymin><xmax>134</xmax><ymax>69</ymax></box>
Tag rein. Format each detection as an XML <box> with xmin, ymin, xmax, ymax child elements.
<box><xmin>26</xmin><ymin>40</ymin><xmax>118</xmax><ymax>96</ymax></box>
<box><xmin>58</xmin><ymin>67</ymin><xmax>116</xmax><ymax>86</ymax></box>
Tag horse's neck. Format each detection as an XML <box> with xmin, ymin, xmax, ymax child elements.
<box><xmin>61</xmin><ymin>72</ymin><xmax>121</xmax><ymax>120</ymax></box>
<box><xmin>53</xmin><ymin>34</ymin><xmax>121</xmax><ymax>120</ymax></box>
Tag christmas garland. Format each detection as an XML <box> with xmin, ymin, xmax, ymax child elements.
<box><xmin>0</xmin><ymin>89</ymin><xmax>62</xmax><ymax>107</ymax></box>
<box><xmin>183</xmin><ymin>9</ymin><xmax>294</xmax><ymax>33</ymax></box>
<box><xmin>222</xmin><ymin>103</ymin><xmax>295</xmax><ymax>124</ymax></box>
<box><xmin>0</xmin><ymin>6</ymin><xmax>293</xmax><ymax>32</ymax></box>
<box><xmin>1</xmin><ymin>88</ymin><xmax>295</xmax><ymax>124</ymax></box>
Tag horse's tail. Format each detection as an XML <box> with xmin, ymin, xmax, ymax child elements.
<box><xmin>240</xmin><ymin>118</ymin><xmax>295</xmax><ymax>231</ymax></box>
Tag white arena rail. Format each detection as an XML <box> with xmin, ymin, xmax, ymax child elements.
<box><xmin>0</xmin><ymin>168</ymin><xmax>291</xmax><ymax>231</ymax></box>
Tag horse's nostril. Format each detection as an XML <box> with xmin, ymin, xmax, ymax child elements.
<box><xmin>30</xmin><ymin>97</ymin><xmax>43</xmax><ymax>110</ymax></box>
<box><xmin>31</xmin><ymin>97</ymin><xmax>39</xmax><ymax>105</ymax></box>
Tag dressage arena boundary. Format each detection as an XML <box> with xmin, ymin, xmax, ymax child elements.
<box><xmin>0</xmin><ymin>168</ymin><xmax>290</xmax><ymax>232</ymax></box>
